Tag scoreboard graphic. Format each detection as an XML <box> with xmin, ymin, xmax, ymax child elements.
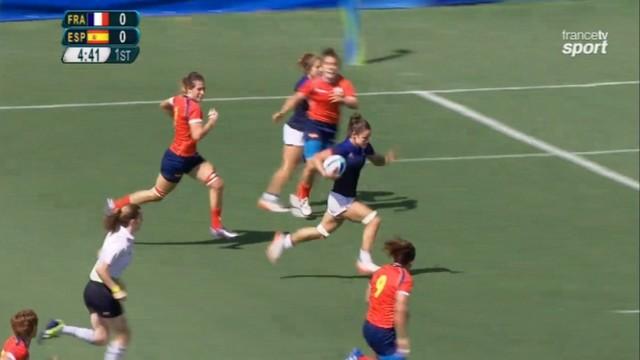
<box><xmin>61</xmin><ymin>11</ymin><xmax>140</xmax><ymax>64</ymax></box>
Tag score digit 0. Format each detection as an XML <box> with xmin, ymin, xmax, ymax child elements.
<box><xmin>113</xmin><ymin>28</ymin><xmax>139</xmax><ymax>44</ymax></box>
<box><xmin>114</xmin><ymin>11</ymin><xmax>139</xmax><ymax>27</ymax></box>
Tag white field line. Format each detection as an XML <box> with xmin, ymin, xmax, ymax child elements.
<box><xmin>0</xmin><ymin>80</ymin><xmax>637</xmax><ymax>111</ymax></box>
<box><xmin>396</xmin><ymin>149</ymin><xmax>639</xmax><ymax>163</ymax></box>
<box><xmin>415</xmin><ymin>91</ymin><xmax>640</xmax><ymax>191</ymax></box>
<box><xmin>429</xmin><ymin>80</ymin><xmax>639</xmax><ymax>94</ymax></box>
<box><xmin>611</xmin><ymin>310</ymin><xmax>640</xmax><ymax>314</ymax></box>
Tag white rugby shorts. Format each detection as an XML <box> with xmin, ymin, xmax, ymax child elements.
<box><xmin>327</xmin><ymin>191</ymin><xmax>355</xmax><ymax>217</ymax></box>
<box><xmin>283</xmin><ymin>123</ymin><xmax>304</xmax><ymax>147</ymax></box>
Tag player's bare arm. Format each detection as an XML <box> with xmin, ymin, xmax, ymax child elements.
<box><xmin>368</xmin><ymin>150</ymin><xmax>396</xmax><ymax>166</ymax></box>
<box><xmin>95</xmin><ymin>262</ymin><xmax>127</xmax><ymax>300</ymax></box>
<box><xmin>395</xmin><ymin>293</ymin><xmax>411</xmax><ymax>355</ymax></box>
<box><xmin>273</xmin><ymin>92</ymin><xmax>305</xmax><ymax>121</ymax></box>
<box><xmin>159</xmin><ymin>98</ymin><xmax>174</xmax><ymax>117</ymax></box>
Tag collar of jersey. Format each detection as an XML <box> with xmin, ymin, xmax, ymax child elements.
<box><xmin>116</xmin><ymin>226</ymin><xmax>135</xmax><ymax>241</ymax></box>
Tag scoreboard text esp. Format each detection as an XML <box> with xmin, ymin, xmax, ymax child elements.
<box><xmin>61</xmin><ymin>11</ymin><xmax>140</xmax><ymax>64</ymax></box>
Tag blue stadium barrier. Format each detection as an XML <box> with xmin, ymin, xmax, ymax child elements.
<box><xmin>0</xmin><ymin>0</ymin><xmax>501</xmax><ymax>22</ymax></box>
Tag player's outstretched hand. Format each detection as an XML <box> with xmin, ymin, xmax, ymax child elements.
<box><xmin>385</xmin><ymin>150</ymin><xmax>397</xmax><ymax>164</ymax></box>
<box><xmin>272</xmin><ymin>111</ymin><xmax>285</xmax><ymax>122</ymax></box>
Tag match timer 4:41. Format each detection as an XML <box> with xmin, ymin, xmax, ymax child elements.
<box><xmin>61</xmin><ymin>47</ymin><xmax>140</xmax><ymax>64</ymax></box>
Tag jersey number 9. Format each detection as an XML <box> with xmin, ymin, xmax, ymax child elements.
<box><xmin>373</xmin><ymin>275</ymin><xmax>388</xmax><ymax>298</ymax></box>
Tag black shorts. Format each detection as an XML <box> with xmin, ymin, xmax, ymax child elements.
<box><xmin>83</xmin><ymin>281</ymin><xmax>123</xmax><ymax>318</ymax></box>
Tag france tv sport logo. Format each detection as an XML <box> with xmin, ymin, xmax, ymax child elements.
<box><xmin>562</xmin><ymin>30</ymin><xmax>609</xmax><ymax>57</ymax></box>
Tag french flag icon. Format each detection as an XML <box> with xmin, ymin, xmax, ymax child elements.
<box><xmin>88</xmin><ymin>12</ymin><xmax>109</xmax><ymax>26</ymax></box>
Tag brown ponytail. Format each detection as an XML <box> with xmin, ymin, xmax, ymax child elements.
<box><xmin>104</xmin><ymin>204</ymin><xmax>141</xmax><ymax>232</ymax></box>
<box><xmin>297</xmin><ymin>53</ymin><xmax>320</xmax><ymax>74</ymax></box>
<box><xmin>180</xmin><ymin>71</ymin><xmax>205</xmax><ymax>93</ymax></box>
<box><xmin>348</xmin><ymin>113</ymin><xmax>371</xmax><ymax>136</ymax></box>
<box><xmin>10</xmin><ymin>309</ymin><xmax>38</xmax><ymax>339</ymax></box>
<box><xmin>384</xmin><ymin>237</ymin><xmax>416</xmax><ymax>266</ymax></box>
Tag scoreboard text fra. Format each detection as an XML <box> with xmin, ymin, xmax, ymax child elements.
<box><xmin>63</xmin><ymin>11</ymin><xmax>139</xmax><ymax>27</ymax></box>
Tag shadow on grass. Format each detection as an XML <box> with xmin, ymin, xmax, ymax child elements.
<box><xmin>280</xmin><ymin>266</ymin><xmax>462</xmax><ymax>280</ymax></box>
<box><xmin>136</xmin><ymin>230</ymin><xmax>274</xmax><ymax>250</ymax></box>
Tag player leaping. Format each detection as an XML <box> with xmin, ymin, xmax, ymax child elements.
<box><xmin>107</xmin><ymin>72</ymin><xmax>237</xmax><ymax>239</ymax></box>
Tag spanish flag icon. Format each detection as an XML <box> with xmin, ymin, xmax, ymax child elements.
<box><xmin>87</xmin><ymin>30</ymin><xmax>109</xmax><ymax>44</ymax></box>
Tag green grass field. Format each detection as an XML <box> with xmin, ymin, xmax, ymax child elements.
<box><xmin>0</xmin><ymin>0</ymin><xmax>638</xmax><ymax>359</ymax></box>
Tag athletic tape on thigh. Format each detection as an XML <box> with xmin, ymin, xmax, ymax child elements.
<box><xmin>316</xmin><ymin>224</ymin><xmax>330</xmax><ymax>237</ymax></box>
<box><xmin>362</xmin><ymin>211</ymin><xmax>378</xmax><ymax>225</ymax></box>
<box><xmin>153</xmin><ymin>186</ymin><xmax>167</xmax><ymax>198</ymax></box>
<box><xmin>205</xmin><ymin>172</ymin><xmax>219</xmax><ymax>187</ymax></box>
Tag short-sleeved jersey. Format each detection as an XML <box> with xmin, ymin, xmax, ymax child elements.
<box><xmin>169</xmin><ymin>95</ymin><xmax>203</xmax><ymax>157</ymax></box>
<box><xmin>330</xmin><ymin>138</ymin><xmax>374</xmax><ymax>198</ymax></box>
<box><xmin>298</xmin><ymin>75</ymin><xmax>355</xmax><ymax>125</ymax></box>
<box><xmin>286</xmin><ymin>76</ymin><xmax>311</xmax><ymax>131</ymax></box>
<box><xmin>89</xmin><ymin>226</ymin><xmax>134</xmax><ymax>282</ymax></box>
<box><xmin>1</xmin><ymin>336</ymin><xmax>29</xmax><ymax>360</ymax></box>
<box><xmin>366</xmin><ymin>264</ymin><xmax>413</xmax><ymax>329</ymax></box>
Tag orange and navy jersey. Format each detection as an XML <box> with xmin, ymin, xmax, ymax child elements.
<box><xmin>169</xmin><ymin>95</ymin><xmax>204</xmax><ymax>157</ymax></box>
<box><xmin>366</xmin><ymin>264</ymin><xmax>413</xmax><ymax>329</ymax></box>
<box><xmin>297</xmin><ymin>75</ymin><xmax>355</xmax><ymax>125</ymax></box>
<box><xmin>1</xmin><ymin>336</ymin><xmax>29</xmax><ymax>360</ymax></box>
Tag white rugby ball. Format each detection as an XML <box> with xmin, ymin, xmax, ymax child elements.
<box><xmin>323</xmin><ymin>155</ymin><xmax>347</xmax><ymax>177</ymax></box>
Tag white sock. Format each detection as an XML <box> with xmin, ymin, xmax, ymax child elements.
<box><xmin>104</xmin><ymin>342</ymin><xmax>127</xmax><ymax>360</ymax></box>
<box><xmin>283</xmin><ymin>233</ymin><xmax>293</xmax><ymax>249</ymax></box>
<box><xmin>262</xmin><ymin>192</ymin><xmax>278</xmax><ymax>202</ymax></box>
<box><xmin>62</xmin><ymin>325</ymin><xmax>96</xmax><ymax>344</ymax></box>
<box><xmin>359</xmin><ymin>249</ymin><xmax>373</xmax><ymax>264</ymax></box>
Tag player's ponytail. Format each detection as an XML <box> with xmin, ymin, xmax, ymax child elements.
<box><xmin>297</xmin><ymin>53</ymin><xmax>320</xmax><ymax>74</ymax></box>
<box><xmin>10</xmin><ymin>309</ymin><xmax>38</xmax><ymax>339</ymax></box>
<box><xmin>348</xmin><ymin>113</ymin><xmax>371</xmax><ymax>136</ymax></box>
<box><xmin>104</xmin><ymin>204</ymin><xmax>141</xmax><ymax>232</ymax></box>
<box><xmin>180</xmin><ymin>71</ymin><xmax>205</xmax><ymax>93</ymax></box>
<box><xmin>384</xmin><ymin>237</ymin><xmax>416</xmax><ymax>267</ymax></box>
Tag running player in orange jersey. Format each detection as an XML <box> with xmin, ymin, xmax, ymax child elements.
<box><xmin>1</xmin><ymin>309</ymin><xmax>38</xmax><ymax>360</ymax></box>
<box><xmin>107</xmin><ymin>72</ymin><xmax>237</xmax><ymax>239</ymax></box>
<box><xmin>273</xmin><ymin>48</ymin><xmax>358</xmax><ymax>217</ymax></box>
<box><xmin>346</xmin><ymin>238</ymin><xmax>415</xmax><ymax>360</ymax></box>
<box><xmin>258</xmin><ymin>53</ymin><xmax>322</xmax><ymax>212</ymax></box>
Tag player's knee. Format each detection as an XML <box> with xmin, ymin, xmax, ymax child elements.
<box><xmin>362</xmin><ymin>211</ymin><xmax>380</xmax><ymax>226</ymax></box>
<box><xmin>93</xmin><ymin>330</ymin><xmax>109</xmax><ymax>346</ymax></box>
<box><xmin>118</xmin><ymin>328</ymin><xmax>131</xmax><ymax>345</ymax></box>
<box><xmin>316</xmin><ymin>224</ymin><xmax>331</xmax><ymax>238</ymax></box>
<box><xmin>205</xmin><ymin>172</ymin><xmax>224</xmax><ymax>190</ymax></box>
<box><xmin>281</xmin><ymin>161</ymin><xmax>297</xmax><ymax>175</ymax></box>
<box><xmin>277</xmin><ymin>164</ymin><xmax>294</xmax><ymax>179</ymax></box>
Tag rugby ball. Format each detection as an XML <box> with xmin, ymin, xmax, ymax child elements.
<box><xmin>323</xmin><ymin>155</ymin><xmax>347</xmax><ymax>177</ymax></box>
